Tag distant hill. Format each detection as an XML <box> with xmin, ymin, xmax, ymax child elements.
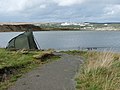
<box><xmin>0</xmin><ymin>24</ymin><xmax>41</xmax><ymax>32</ymax></box>
<box><xmin>0</xmin><ymin>22</ymin><xmax>120</xmax><ymax>32</ymax></box>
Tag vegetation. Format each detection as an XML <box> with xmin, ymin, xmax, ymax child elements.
<box><xmin>63</xmin><ymin>50</ymin><xmax>120</xmax><ymax>90</ymax></box>
<box><xmin>36</xmin><ymin>23</ymin><xmax>120</xmax><ymax>31</ymax></box>
<box><xmin>1</xmin><ymin>23</ymin><xmax>120</xmax><ymax>32</ymax></box>
<box><xmin>0</xmin><ymin>48</ymin><xmax>59</xmax><ymax>90</ymax></box>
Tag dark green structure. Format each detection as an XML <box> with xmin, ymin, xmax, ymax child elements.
<box><xmin>6</xmin><ymin>31</ymin><xmax>38</xmax><ymax>50</ymax></box>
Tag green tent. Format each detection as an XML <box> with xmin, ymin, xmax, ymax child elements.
<box><xmin>6</xmin><ymin>31</ymin><xmax>38</xmax><ymax>50</ymax></box>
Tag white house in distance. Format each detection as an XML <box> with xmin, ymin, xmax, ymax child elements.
<box><xmin>61</xmin><ymin>22</ymin><xmax>90</xmax><ymax>26</ymax></box>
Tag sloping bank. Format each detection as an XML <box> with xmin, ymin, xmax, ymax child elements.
<box><xmin>0</xmin><ymin>49</ymin><xmax>58</xmax><ymax>90</ymax></box>
<box><xmin>0</xmin><ymin>24</ymin><xmax>41</xmax><ymax>32</ymax></box>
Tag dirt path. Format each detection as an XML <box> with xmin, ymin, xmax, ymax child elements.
<box><xmin>8</xmin><ymin>53</ymin><xmax>83</xmax><ymax>90</ymax></box>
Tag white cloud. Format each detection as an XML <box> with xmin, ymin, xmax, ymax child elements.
<box><xmin>52</xmin><ymin>0</ymin><xmax>84</xmax><ymax>6</ymax></box>
<box><xmin>39</xmin><ymin>4</ymin><xmax>46</xmax><ymax>8</ymax></box>
<box><xmin>104</xmin><ymin>5</ymin><xmax>120</xmax><ymax>16</ymax></box>
<box><xmin>0</xmin><ymin>0</ymin><xmax>27</xmax><ymax>12</ymax></box>
<box><xmin>0</xmin><ymin>0</ymin><xmax>47</xmax><ymax>13</ymax></box>
<box><xmin>0</xmin><ymin>0</ymin><xmax>85</xmax><ymax>13</ymax></box>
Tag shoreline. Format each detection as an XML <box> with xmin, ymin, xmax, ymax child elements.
<box><xmin>1</xmin><ymin>29</ymin><xmax>120</xmax><ymax>32</ymax></box>
<box><xmin>0</xmin><ymin>23</ymin><xmax>120</xmax><ymax>32</ymax></box>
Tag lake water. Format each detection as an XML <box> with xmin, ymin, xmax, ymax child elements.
<box><xmin>1</xmin><ymin>31</ymin><xmax>120</xmax><ymax>51</ymax></box>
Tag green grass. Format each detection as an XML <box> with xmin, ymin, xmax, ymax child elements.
<box><xmin>61</xmin><ymin>50</ymin><xmax>87</xmax><ymax>57</ymax></box>
<box><xmin>63</xmin><ymin>50</ymin><xmax>120</xmax><ymax>90</ymax></box>
<box><xmin>0</xmin><ymin>49</ymin><xmax>33</xmax><ymax>69</ymax></box>
<box><xmin>0</xmin><ymin>48</ymin><xmax>59</xmax><ymax>90</ymax></box>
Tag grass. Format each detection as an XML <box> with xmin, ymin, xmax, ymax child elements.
<box><xmin>63</xmin><ymin>50</ymin><xmax>120</xmax><ymax>90</ymax></box>
<box><xmin>0</xmin><ymin>48</ymin><xmax>59</xmax><ymax>90</ymax></box>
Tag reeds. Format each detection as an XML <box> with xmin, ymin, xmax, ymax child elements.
<box><xmin>76</xmin><ymin>51</ymin><xmax>120</xmax><ymax>90</ymax></box>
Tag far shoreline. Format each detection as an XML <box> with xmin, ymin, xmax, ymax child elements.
<box><xmin>1</xmin><ymin>29</ymin><xmax>120</xmax><ymax>32</ymax></box>
<box><xmin>1</xmin><ymin>22</ymin><xmax>120</xmax><ymax>32</ymax></box>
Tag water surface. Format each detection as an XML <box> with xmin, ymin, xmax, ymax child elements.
<box><xmin>1</xmin><ymin>31</ymin><xmax>120</xmax><ymax>51</ymax></box>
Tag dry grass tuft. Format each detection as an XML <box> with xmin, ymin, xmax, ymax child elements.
<box><xmin>76</xmin><ymin>51</ymin><xmax>120</xmax><ymax>90</ymax></box>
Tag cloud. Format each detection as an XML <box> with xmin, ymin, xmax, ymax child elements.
<box><xmin>104</xmin><ymin>4</ymin><xmax>120</xmax><ymax>16</ymax></box>
<box><xmin>0</xmin><ymin>0</ymin><xmax>120</xmax><ymax>22</ymax></box>
<box><xmin>39</xmin><ymin>4</ymin><xmax>46</xmax><ymax>8</ymax></box>
<box><xmin>52</xmin><ymin>0</ymin><xmax>85</xmax><ymax>6</ymax></box>
<box><xmin>0</xmin><ymin>0</ymin><xmax>47</xmax><ymax>13</ymax></box>
<box><xmin>0</xmin><ymin>0</ymin><xmax>27</xmax><ymax>13</ymax></box>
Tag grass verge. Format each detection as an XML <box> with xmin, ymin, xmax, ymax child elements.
<box><xmin>0</xmin><ymin>48</ymin><xmax>60</xmax><ymax>90</ymax></box>
<box><xmin>63</xmin><ymin>50</ymin><xmax>120</xmax><ymax>90</ymax></box>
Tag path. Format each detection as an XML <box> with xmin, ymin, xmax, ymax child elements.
<box><xmin>8</xmin><ymin>53</ymin><xmax>83</xmax><ymax>90</ymax></box>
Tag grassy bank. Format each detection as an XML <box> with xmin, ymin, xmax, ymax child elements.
<box><xmin>0</xmin><ymin>49</ymin><xmax>59</xmax><ymax>90</ymax></box>
<box><xmin>63</xmin><ymin>50</ymin><xmax>120</xmax><ymax>90</ymax></box>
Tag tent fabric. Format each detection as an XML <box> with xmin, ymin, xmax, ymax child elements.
<box><xmin>6</xmin><ymin>31</ymin><xmax>38</xmax><ymax>50</ymax></box>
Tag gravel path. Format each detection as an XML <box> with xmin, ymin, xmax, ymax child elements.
<box><xmin>8</xmin><ymin>53</ymin><xmax>83</xmax><ymax>90</ymax></box>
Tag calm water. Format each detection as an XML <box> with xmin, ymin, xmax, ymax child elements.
<box><xmin>1</xmin><ymin>31</ymin><xmax>120</xmax><ymax>51</ymax></box>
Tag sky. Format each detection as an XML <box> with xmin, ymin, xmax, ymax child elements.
<box><xmin>0</xmin><ymin>0</ymin><xmax>120</xmax><ymax>22</ymax></box>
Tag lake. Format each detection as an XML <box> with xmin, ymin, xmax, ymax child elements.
<box><xmin>1</xmin><ymin>31</ymin><xmax>120</xmax><ymax>51</ymax></box>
